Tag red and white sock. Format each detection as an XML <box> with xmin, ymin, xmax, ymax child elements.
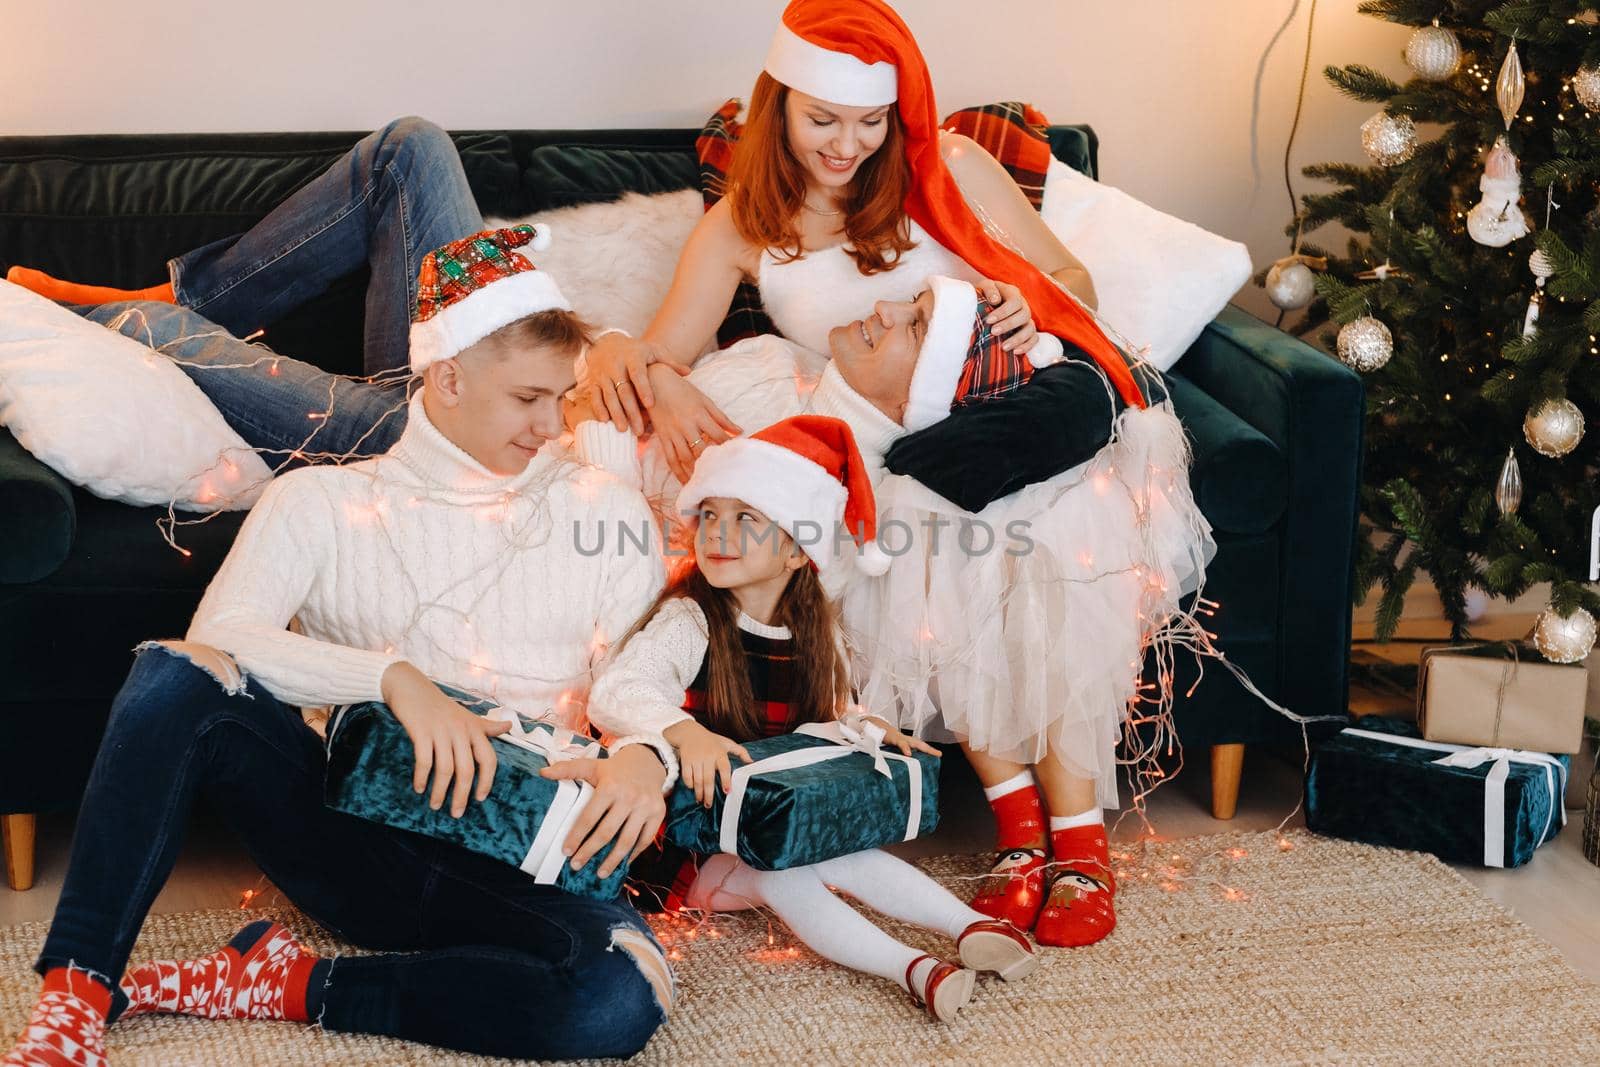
<box><xmin>3</xmin><ymin>967</ymin><xmax>111</xmax><ymax>1067</ymax></box>
<box><xmin>970</xmin><ymin>772</ymin><xmax>1049</xmax><ymax>929</ymax></box>
<box><xmin>119</xmin><ymin>920</ymin><xmax>319</xmax><ymax>1022</ymax></box>
<box><xmin>1034</xmin><ymin>809</ymin><xmax>1117</xmax><ymax>948</ymax></box>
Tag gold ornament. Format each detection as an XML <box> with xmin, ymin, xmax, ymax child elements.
<box><xmin>1533</xmin><ymin>606</ymin><xmax>1597</xmax><ymax>664</ymax></box>
<box><xmin>1495</xmin><ymin>446</ymin><xmax>1522</xmax><ymax>515</ymax></box>
<box><xmin>1336</xmin><ymin>316</ymin><xmax>1393</xmax><ymax>372</ymax></box>
<box><xmin>1360</xmin><ymin>111</ymin><xmax>1417</xmax><ymax>166</ymax></box>
<box><xmin>1406</xmin><ymin>21</ymin><xmax>1461</xmax><ymax>82</ymax></box>
<box><xmin>1523</xmin><ymin>398</ymin><xmax>1585</xmax><ymax>457</ymax></box>
<box><xmin>1497</xmin><ymin>38</ymin><xmax>1526</xmax><ymax>130</ymax></box>
<box><xmin>1574</xmin><ymin>65</ymin><xmax>1600</xmax><ymax>112</ymax></box>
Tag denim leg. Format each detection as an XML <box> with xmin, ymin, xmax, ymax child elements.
<box><xmin>78</xmin><ymin>301</ymin><xmax>409</xmax><ymax>464</ymax></box>
<box><xmin>316</xmin><ymin>837</ymin><xmax>671</xmax><ymax>1058</ymax></box>
<box><xmin>35</xmin><ymin>646</ymin><xmax>439</xmax><ymax>1019</ymax></box>
<box><xmin>168</xmin><ymin>116</ymin><xmax>484</xmax><ymax>376</ymax></box>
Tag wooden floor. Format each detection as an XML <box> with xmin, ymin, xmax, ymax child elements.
<box><xmin>5</xmin><ymin>617</ymin><xmax>1599</xmax><ymax>982</ymax></box>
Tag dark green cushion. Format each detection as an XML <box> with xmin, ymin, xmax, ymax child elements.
<box><xmin>0</xmin><ymin>428</ymin><xmax>75</xmax><ymax>583</ymax></box>
<box><xmin>1165</xmin><ymin>372</ymin><xmax>1287</xmax><ymax>535</ymax></box>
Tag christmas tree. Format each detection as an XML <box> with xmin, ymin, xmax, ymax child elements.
<box><xmin>1278</xmin><ymin>0</ymin><xmax>1600</xmax><ymax>661</ymax></box>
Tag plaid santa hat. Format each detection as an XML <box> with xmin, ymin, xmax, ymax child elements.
<box><xmin>677</xmin><ymin>415</ymin><xmax>890</xmax><ymax>577</ymax></box>
<box><xmin>904</xmin><ymin>275</ymin><xmax>1067</xmax><ymax>432</ymax></box>
<box><xmin>761</xmin><ymin>0</ymin><xmax>1145</xmax><ymax>410</ymax></box>
<box><xmin>408</xmin><ymin>223</ymin><xmax>569</xmax><ymax>373</ymax></box>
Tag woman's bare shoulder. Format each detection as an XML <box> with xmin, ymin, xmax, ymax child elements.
<box><xmin>695</xmin><ymin>198</ymin><xmax>762</xmax><ymax>278</ymax></box>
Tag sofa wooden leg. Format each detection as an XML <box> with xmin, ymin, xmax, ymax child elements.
<box><xmin>1210</xmin><ymin>744</ymin><xmax>1245</xmax><ymax>821</ymax></box>
<box><xmin>4</xmin><ymin>813</ymin><xmax>37</xmax><ymax>891</ymax></box>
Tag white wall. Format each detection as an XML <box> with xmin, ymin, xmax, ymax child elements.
<box><xmin>2</xmin><ymin>0</ymin><xmax>1411</xmax><ymax>320</ymax></box>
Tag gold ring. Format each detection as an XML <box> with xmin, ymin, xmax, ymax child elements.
<box><xmin>689</xmin><ymin>436</ymin><xmax>705</xmax><ymax>449</ymax></box>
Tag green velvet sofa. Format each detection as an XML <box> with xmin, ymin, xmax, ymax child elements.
<box><xmin>0</xmin><ymin>124</ymin><xmax>1363</xmax><ymax>890</ymax></box>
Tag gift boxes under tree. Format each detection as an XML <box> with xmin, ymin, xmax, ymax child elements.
<box><xmin>1308</xmin><ymin>642</ymin><xmax>1584</xmax><ymax>869</ymax></box>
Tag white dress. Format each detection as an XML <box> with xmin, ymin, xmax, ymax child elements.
<box><xmin>647</xmin><ymin>221</ymin><xmax>1215</xmax><ymax>810</ymax></box>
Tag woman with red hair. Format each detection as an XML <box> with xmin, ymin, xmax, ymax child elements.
<box><xmin>585</xmin><ymin>0</ymin><xmax>1213</xmax><ymax>953</ymax></box>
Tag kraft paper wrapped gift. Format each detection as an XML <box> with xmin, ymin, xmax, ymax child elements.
<box><xmin>1307</xmin><ymin>715</ymin><xmax>1568</xmax><ymax>868</ymax></box>
<box><xmin>664</xmin><ymin>717</ymin><xmax>940</xmax><ymax>871</ymax></box>
<box><xmin>324</xmin><ymin>686</ymin><xmax>628</xmax><ymax>900</ymax></box>
<box><xmin>1418</xmin><ymin>641</ymin><xmax>1587</xmax><ymax>754</ymax></box>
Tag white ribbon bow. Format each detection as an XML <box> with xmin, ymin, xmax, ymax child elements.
<box><xmin>719</xmin><ymin>718</ymin><xmax>924</xmax><ymax>859</ymax></box>
<box><xmin>1341</xmin><ymin>729</ymin><xmax>1567</xmax><ymax>868</ymax></box>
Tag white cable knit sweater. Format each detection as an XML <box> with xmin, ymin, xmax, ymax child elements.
<box><xmin>187</xmin><ymin>392</ymin><xmax>675</xmax><ymax>777</ymax></box>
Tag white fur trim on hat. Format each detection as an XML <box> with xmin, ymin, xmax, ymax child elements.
<box><xmin>677</xmin><ymin>437</ymin><xmax>849</xmax><ymax>569</ymax></box>
<box><xmin>764</xmin><ymin>22</ymin><xmax>897</xmax><ymax>107</ymax></box>
<box><xmin>902</xmin><ymin>275</ymin><xmax>979</xmax><ymax>433</ymax></box>
<box><xmin>408</xmin><ymin>269</ymin><xmax>571</xmax><ymax>373</ymax></box>
<box><xmin>1028</xmin><ymin>332</ymin><xmax>1065</xmax><ymax>368</ymax></box>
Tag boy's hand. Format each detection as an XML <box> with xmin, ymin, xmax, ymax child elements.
<box><xmin>665</xmin><ymin>719</ymin><xmax>751</xmax><ymax>808</ymax></box>
<box><xmin>861</xmin><ymin>714</ymin><xmax>941</xmax><ymax>758</ymax></box>
<box><xmin>380</xmin><ymin>661</ymin><xmax>512</xmax><ymax>818</ymax></box>
<box><xmin>542</xmin><ymin>744</ymin><xmax>668</xmax><ymax>878</ymax></box>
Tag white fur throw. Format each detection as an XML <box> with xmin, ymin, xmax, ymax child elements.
<box><xmin>1040</xmin><ymin>158</ymin><xmax>1252</xmax><ymax>372</ymax></box>
<box><xmin>489</xmin><ymin>189</ymin><xmax>708</xmax><ymax>353</ymax></box>
<box><xmin>0</xmin><ymin>280</ymin><xmax>273</xmax><ymax>510</ymax></box>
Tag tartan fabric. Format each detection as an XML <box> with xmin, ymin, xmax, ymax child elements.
<box><xmin>680</xmin><ymin>626</ymin><xmax>798</xmax><ymax>741</ymax></box>
<box><xmin>413</xmin><ymin>224</ymin><xmax>541</xmax><ymax>323</ymax></box>
<box><xmin>695</xmin><ymin>98</ymin><xmax>781</xmax><ymax>344</ymax></box>
<box><xmin>940</xmin><ymin>102</ymin><xmax>1054</xmax><ymax>212</ymax></box>
<box><xmin>953</xmin><ymin>295</ymin><xmax>1032</xmax><ymax>407</ymax></box>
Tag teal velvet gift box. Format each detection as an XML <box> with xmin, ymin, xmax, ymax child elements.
<box><xmin>1306</xmin><ymin>715</ymin><xmax>1568</xmax><ymax>868</ymax></box>
<box><xmin>664</xmin><ymin>719</ymin><xmax>940</xmax><ymax>871</ymax></box>
<box><xmin>323</xmin><ymin>687</ymin><xmax>628</xmax><ymax>899</ymax></box>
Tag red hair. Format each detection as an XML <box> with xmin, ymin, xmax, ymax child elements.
<box><xmin>725</xmin><ymin>72</ymin><xmax>915</xmax><ymax>276</ymax></box>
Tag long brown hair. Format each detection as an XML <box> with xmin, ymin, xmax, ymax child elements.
<box><xmin>725</xmin><ymin>72</ymin><xmax>915</xmax><ymax>276</ymax></box>
<box><xmin>617</xmin><ymin>555</ymin><xmax>850</xmax><ymax>743</ymax></box>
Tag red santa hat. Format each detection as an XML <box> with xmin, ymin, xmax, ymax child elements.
<box><xmin>904</xmin><ymin>275</ymin><xmax>1067</xmax><ymax>432</ymax></box>
<box><xmin>761</xmin><ymin>0</ymin><xmax>1145</xmax><ymax>411</ymax></box>
<box><xmin>677</xmin><ymin>415</ymin><xmax>891</xmax><ymax>577</ymax></box>
<box><xmin>409</xmin><ymin>223</ymin><xmax>568</xmax><ymax>373</ymax></box>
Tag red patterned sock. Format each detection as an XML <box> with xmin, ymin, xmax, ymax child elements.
<box><xmin>118</xmin><ymin>921</ymin><xmax>319</xmax><ymax>1022</ymax></box>
<box><xmin>3</xmin><ymin>967</ymin><xmax>112</xmax><ymax>1067</ymax></box>
<box><xmin>1034</xmin><ymin>821</ymin><xmax>1117</xmax><ymax>948</ymax></box>
<box><xmin>970</xmin><ymin>775</ymin><xmax>1049</xmax><ymax>927</ymax></box>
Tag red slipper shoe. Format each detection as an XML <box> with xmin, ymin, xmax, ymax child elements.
<box><xmin>905</xmin><ymin>954</ymin><xmax>976</xmax><ymax>1023</ymax></box>
<box><xmin>956</xmin><ymin>918</ymin><xmax>1039</xmax><ymax>982</ymax></box>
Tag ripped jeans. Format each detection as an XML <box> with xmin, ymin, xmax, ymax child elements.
<box><xmin>37</xmin><ymin>645</ymin><xmax>669</xmax><ymax>1060</ymax></box>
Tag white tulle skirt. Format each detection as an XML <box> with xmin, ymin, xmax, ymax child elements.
<box><xmin>641</xmin><ymin>338</ymin><xmax>1216</xmax><ymax>811</ymax></box>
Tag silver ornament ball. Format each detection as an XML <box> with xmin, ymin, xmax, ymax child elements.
<box><xmin>1574</xmin><ymin>65</ymin><xmax>1600</xmax><ymax>112</ymax></box>
<box><xmin>1336</xmin><ymin>316</ymin><xmax>1393</xmax><ymax>372</ymax></box>
<box><xmin>1361</xmin><ymin>111</ymin><xmax>1417</xmax><ymax>166</ymax></box>
<box><xmin>1405</xmin><ymin>24</ymin><xmax>1461</xmax><ymax>82</ymax></box>
<box><xmin>1266</xmin><ymin>261</ymin><xmax>1316</xmax><ymax>311</ymax></box>
<box><xmin>1523</xmin><ymin>398</ymin><xmax>1585</xmax><ymax>458</ymax></box>
<box><xmin>1529</xmin><ymin>248</ymin><xmax>1555</xmax><ymax>281</ymax></box>
<box><xmin>1534</xmin><ymin>606</ymin><xmax>1597</xmax><ymax>664</ymax></box>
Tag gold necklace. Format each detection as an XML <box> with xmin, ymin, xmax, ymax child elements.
<box><xmin>803</xmin><ymin>200</ymin><xmax>843</xmax><ymax>216</ymax></box>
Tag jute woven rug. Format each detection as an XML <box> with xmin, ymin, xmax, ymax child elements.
<box><xmin>3</xmin><ymin>830</ymin><xmax>1596</xmax><ymax>1065</ymax></box>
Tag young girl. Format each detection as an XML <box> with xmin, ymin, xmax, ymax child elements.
<box><xmin>588</xmin><ymin>0</ymin><xmax>1213</xmax><ymax>952</ymax></box>
<box><xmin>587</xmin><ymin>415</ymin><xmax>1038</xmax><ymax>1023</ymax></box>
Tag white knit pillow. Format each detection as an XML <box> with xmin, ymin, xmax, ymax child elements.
<box><xmin>1040</xmin><ymin>158</ymin><xmax>1252</xmax><ymax>372</ymax></box>
<box><xmin>0</xmin><ymin>280</ymin><xmax>273</xmax><ymax>510</ymax></box>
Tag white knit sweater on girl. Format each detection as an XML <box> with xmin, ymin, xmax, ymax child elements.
<box><xmin>186</xmin><ymin>392</ymin><xmax>677</xmax><ymax>777</ymax></box>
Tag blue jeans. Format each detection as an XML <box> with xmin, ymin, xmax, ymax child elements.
<box><xmin>167</xmin><ymin>116</ymin><xmax>483</xmax><ymax>378</ymax></box>
<box><xmin>79</xmin><ymin>301</ymin><xmax>411</xmax><ymax>466</ymax></box>
<box><xmin>39</xmin><ymin>646</ymin><xmax>668</xmax><ymax>1060</ymax></box>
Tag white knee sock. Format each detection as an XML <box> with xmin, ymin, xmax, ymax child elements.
<box><xmin>685</xmin><ymin>858</ymin><xmax>927</xmax><ymax>989</ymax></box>
<box><xmin>809</xmin><ymin>850</ymin><xmax>986</xmax><ymax>939</ymax></box>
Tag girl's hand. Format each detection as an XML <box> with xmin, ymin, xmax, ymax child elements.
<box><xmin>665</xmin><ymin>719</ymin><xmax>751</xmax><ymax>808</ymax></box>
<box><xmin>861</xmin><ymin>715</ymin><xmax>941</xmax><ymax>758</ymax></box>
<box><xmin>380</xmin><ymin>661</ymin><xmax>513</xmax><ymax>818</ymax></box>
<box><xmin>583</xmin><ymin>332</ymin><xmax>662</xmax><ymax>436</ymax></box>
<box><xmin>647</xmin><ymin>364</ymin><xmax>743</xmax><ymax>483</ymax></box>
<box><xmin>977</xmin><ymin>279</ymin><xmax>1039</xmax><ymax>355</ymax></box>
